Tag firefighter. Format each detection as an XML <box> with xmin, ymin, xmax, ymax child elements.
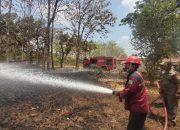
<box><xmin>113</xmin><ymin>55</ymin><xmax>148</xmax><ymax>130</ymax></box>
<box><xmin>158</xmin><ymin>59</ymin><xmax>180</xmax><ymax>127</ymax></box>
<box><xmin>83</xmin><ymin>57</ymin><xmax>90</xmax><ymax>67</ymax></box>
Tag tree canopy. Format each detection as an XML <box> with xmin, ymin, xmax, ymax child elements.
<box><xmin>121</xmin><ymin>0</ymin><xmax>179</xmax><ymax>59</ymax></box>
<box><xmin>121</xmin><ymin>0</ymin><xmax>180</xmax><ymax>84</ymax></box>
<box><xmin>0</xmin><ymin>0</ymin><xmax>118</xmax><ymax>69</ymax></box>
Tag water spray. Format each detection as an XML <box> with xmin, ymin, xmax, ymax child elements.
<box><xmin>0</xmin><ymin>63</ymin><xmax>114</xmax><ymax>94</ymax></box>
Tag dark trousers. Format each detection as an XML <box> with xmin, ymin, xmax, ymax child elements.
<box><xmin>163</xmin><ymin>95</ymin><xmax>178</xmax><ymax>121</ymax></box>
<box><xmin>127</xmin><ymin>111</ymin><xmax>147</xmax><ymax>130</ymax></box>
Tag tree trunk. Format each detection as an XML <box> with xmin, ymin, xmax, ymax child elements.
<box><xmin>84</xmin><ymin>42</ymin><xmax>87</xmax><ymax>58</ymax></box>
<box><xmin>36</xmin><ymin>39</ymin><xmax>40</xmax><ymax>66</ymax></box>
<box><xmin>21</xmin><ymin>45</ymin><xmax>24</xmax><ymax>61</ymax></box>
<box><xmin>60</xmin><ymin>53</ymin><xmax>64</xmax><ymax>68</ymax></box>
<box><xmin>44</xmin><ymin>0</ymin><xmax>59</xmax><ymax>70</ymax></box>
<box><xmin>44</xmin><ymin>0</ymin><xmax>51</xmax><ymax>70</ymax></box>
<box><xmin>75</xmin><ymin>47</ymin><xmax>80</xmax><ymax>69</ymax></box>
<box><xmin>5</xmin><ymin>0</ymin><xmax>12</xmax><ymax>62</ymax></box>
<box><xmin>42</xmin><ymin>46</ymin><xmax>46</xmax><ymax>70</ymax></box>
<box><xmin>13</xmin><ymin>45</ymin><xmax>16</xmax><ymax>61</ymax></box>
<box><xmin>51</xmin><ymin>22</ymin><xmax>54</xmax><ymax>69</ymax></box>
<box><xmin>75</xmin><ymin>33</ymin><xmax>81</xmax><ymax>69</ymax></box>
<box><xmin>29</xmin><ymin>51</ymin><xmax>33</xmax><ymax>65</ymax></box>
<box><xmin>9</xmin><ymin>0</ymin><xmax>12</xmax><ymax>15</ymax></box>
<box><xmin>46</xmin><ymin>29</ymin><xmax>50</xmax><ymax>70</ymax></box>
<box><xmin>0</xmin><ymin>0</ymin><xmax>1</xmax><ymax>15</ymax></box>
<box><xmin>6</xmin><ymin>47</ymin><xmax>9</xmax><ymax>62</ymax></box>
<box><xmin>60</xmin><ymin>42</ymin><xmax>64</xmax><ymax>68</ymax></box>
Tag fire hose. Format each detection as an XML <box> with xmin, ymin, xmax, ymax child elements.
<box><xmin>149</xmin><ymin>82</ymin><xmax>168</xmax><ymax>130</ymax></box>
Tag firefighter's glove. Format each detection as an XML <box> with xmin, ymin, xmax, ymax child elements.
<box><xmin>113</xmin><ymin>91</ymin><xmax>123</xmax><ymax>97</ymax></box>
<box><xmin>112</xmin><ymin>91</ymin><xmax>123</xmax><ymax>102</ymax></box>
<box><xmin>112</xmin><ymin>90</ymin><xmax>120</xmax><ymax>96</ymax></box>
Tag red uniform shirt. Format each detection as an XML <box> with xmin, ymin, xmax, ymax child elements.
<box><xmin>83</xmin><ymin>59</ymin><xmax>90</xmax><ymax>66</ymax></box>
<box><xmin>118</xmin><ymin>71</ymin><xmax>148</xmax><ymax>113</ymax></box>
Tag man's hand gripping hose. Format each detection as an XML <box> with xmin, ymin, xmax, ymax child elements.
<box><xmin>112</xmin><ymin>90</ymin><xmax>122</xmax><ymax>102</ymax></box>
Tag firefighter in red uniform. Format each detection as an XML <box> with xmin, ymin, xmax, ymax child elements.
<box><xmin>113</xmin><ymin>55</ymin><xmax>148</xmax><ymax>130</ymax></box>
<box><xmin>83</xmin><ymin>57</ymin><xmax>90</xmax><ymax>67</ymax></box>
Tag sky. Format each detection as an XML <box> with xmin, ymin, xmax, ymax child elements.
<box><xmin>103</xmin><ymin>0</ymin><xmax>139</xmax><ymax>55</ymax></box>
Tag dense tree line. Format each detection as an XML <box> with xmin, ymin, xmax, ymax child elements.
<box><xmin>0</xmin><ymin>0</ymin><xmax>121</xmax><ymax>69</ymax></box>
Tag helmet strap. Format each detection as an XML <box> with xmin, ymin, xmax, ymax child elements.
<box><xmin>127</xmin><ymin>63</ymin><xmax>138</xmax><ymax>73</ymax></box>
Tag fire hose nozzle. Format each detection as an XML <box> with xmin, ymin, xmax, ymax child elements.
<box><xmin>112</xmin><ymin>90</ymin><xmax>122</xmax><ymax>102</ymax></box>
<box><xmin>112</xmin><ymin>90</ymin><xmax>118</xmax><ymax>95</ymax></box>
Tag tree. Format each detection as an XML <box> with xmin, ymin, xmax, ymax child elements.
<box><xmin>15</xmin><ymin>16</ymin><xmax>35</xmax><ymax>62</ymax></box>
<box><xmin>36</xmin><ymin>0</ymin><xmax>67</xmax><ymax>69</ymax></box>
<box><xmin>0</xmin><ymin>13</ymin><xmax>19</xmax><ymax>61</ymax></box>
<box><xmin>33</xmin><ymin>19</ymin><xmax>46</xmax><ymax>66</ymax></box>
<box><xmin>121</xmin><ymin>0</ymin><xmax>179</xmax><ymax>85</ymax></box>
<box><xmin>0</xmin><ymin>14</ymin><xmax>8</xmax><ymax>59</ymax></box>
<box><xmin>38</xmin><ymin>0</ymin><xmax>68</xmax><ymax>70</ymax></box>
<box><xmin>81</xmin><ymin>40</ymin><xmax>96</xmax><ymax>58</ymax></box>
<box><xmin>55</xmin><ymin>31</ymin><xmax>74</xmax><ymax>68</ymax></box>
<box><xmin>64</xmin><ymin>0</ymin><xmax>116</xmax><ymax>69</ymax></box>
<box><xmin>91</xmin><ymin>41</ymin><xmax>125</xmax><ymax>57</ymax></box>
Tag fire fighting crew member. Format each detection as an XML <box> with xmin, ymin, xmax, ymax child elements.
<box><xmin>83</xmin><ymin>57</ymin><xmax>90</xmax><ymax>67</ymax></box>
<box><xmin>113</xmin><ymin>55</ymin><xmax>148</xmax><ymax>130</ymax></box>
<box><xmin>158</xmin><ymin>60</ymin><xmax>180</xmax><ymax>126</ymax></box>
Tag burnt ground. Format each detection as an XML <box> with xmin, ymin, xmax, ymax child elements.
<box><xmin>0</xmin><ymin>65</ymin><xmax>180</xmax><ymax>130</ymax></box>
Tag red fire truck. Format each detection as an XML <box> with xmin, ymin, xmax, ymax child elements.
<box><xmin>83</xmin><ymin>56</ymin><xmax>117</xmax><ymax>71</ymax></box>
